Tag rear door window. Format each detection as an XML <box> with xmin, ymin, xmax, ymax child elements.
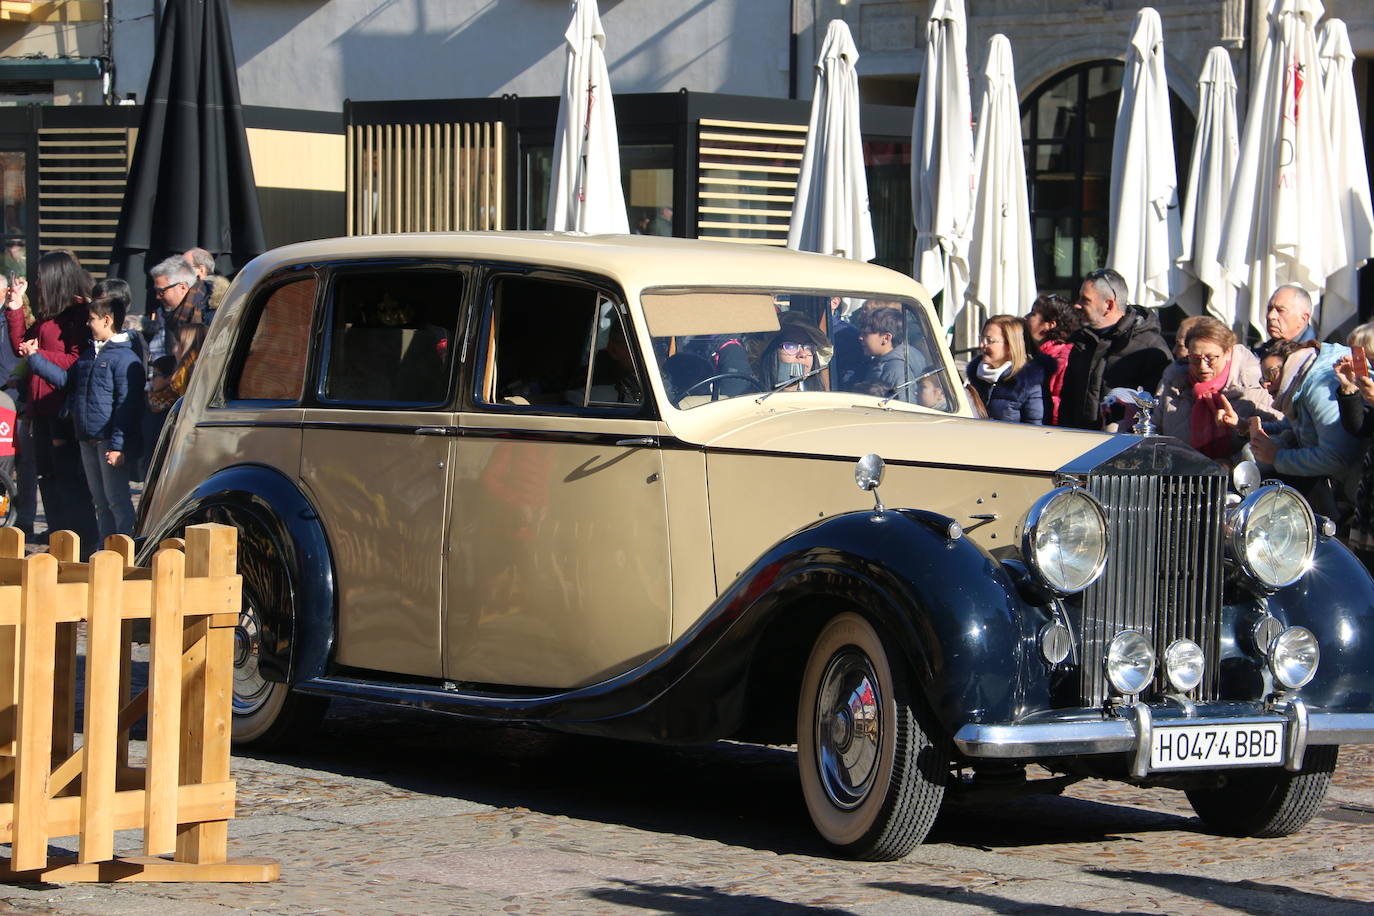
<box><xmin>319</xmin><ymin>268</ymin><xmax>465</xmax><ymax>407</ymax></box>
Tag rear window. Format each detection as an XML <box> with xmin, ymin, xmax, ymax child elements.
<box><xmin>231</xmin><ymin>276</ymin><xmax>317</xmax><ymax>401</ymax></box>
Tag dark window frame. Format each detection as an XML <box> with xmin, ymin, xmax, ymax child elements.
<box><xmin>219</xmin><ymin>266</ymin><xmax>322</xmax><ymax>408</ymax></box>
<box><xmin>312</xmin><ymin>262</ymin><xmax>470</xmax><ymax>410</ymax></box>
<box><xmin>470</xmin><ymin>266</ymin><xmax>657</xmax><ymax>421</ymax></box>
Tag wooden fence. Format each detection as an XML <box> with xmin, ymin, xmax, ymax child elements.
<box><xmin>0</xmin><ymin>523</ymin><xmax>278</xmax><ymax>882</ymax></box>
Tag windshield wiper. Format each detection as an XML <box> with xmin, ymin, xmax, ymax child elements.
<box><xmin>756</xmin><ymin>364</ymin><xmax>828</xmax><ymax>404</ymax></box>
<box><xmin>876</xmin><ymin>365</ymin><xmax>947</xmax><ymax>409</ymax></box>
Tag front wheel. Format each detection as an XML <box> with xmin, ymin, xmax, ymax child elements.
<box><xmin>1184</xmin><ymin>745</ymin><xmax>1338</xmax><ymax>837</ymax></box>
<box><xmin>797</xmin><ymin>612</ymin><xmax>948</xmax><ymax>860</ymax></box>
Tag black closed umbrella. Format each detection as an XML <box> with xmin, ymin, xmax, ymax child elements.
<box><xmin>108</xmin><ymin>0</ymin><xmax>265</xmax><ymax>313</ymax></box>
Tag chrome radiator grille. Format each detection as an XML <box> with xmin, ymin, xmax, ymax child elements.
<box><xmin>1073</xmin><ymin>473</ymin><xmax>1226</xmax><ymax>705</ymax></box>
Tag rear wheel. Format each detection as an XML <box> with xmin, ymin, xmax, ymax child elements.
<box><xmin>1185</xmin><ymin>745</ymin><xmax>1338</xmax><ymax>837</ymax></box>
<box><xmin>797</xmin><ymin>612</ymin><xmax>947</xmax><ymax>860</ymax></box>
<box><xmin>231</xmin><ymin>535</ymin><xmax>328</xmax><ymax>748</ymax></box>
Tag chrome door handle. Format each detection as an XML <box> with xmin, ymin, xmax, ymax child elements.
<box><xmin>415</xmin><ymin>426</ymin><xmax>454</xmax><ymax>436</ymax></box>
<box><xmin>615</xmin><ymin>436</ymin><xmax>657</xmax><ymax>447</ymax></box>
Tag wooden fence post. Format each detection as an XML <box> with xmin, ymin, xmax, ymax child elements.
<box><xmin>11</xmin><ymin>552</ymin><xmax>57</xmax><ymax>871</ymax></box>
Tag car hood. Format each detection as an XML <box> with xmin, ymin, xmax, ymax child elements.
<box><xmin>670</xmin><ymin>402</ymin><xmax>1121</xmax><ymax>475</ymax></box>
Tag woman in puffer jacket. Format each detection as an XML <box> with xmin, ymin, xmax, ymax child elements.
<box><xmin>1152</xmin><ymin>316</ymin><xmax>1278</xmax><ymax>465</ymax></box>
<box><xmin>965</xmin><ymin>315</ymin><xmax>1048</xmax><ymax>424</ymax></box>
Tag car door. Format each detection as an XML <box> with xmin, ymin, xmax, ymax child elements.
<box><xmin>298</xmin><ymin>263</ymin><xmax>466</xmax><ymax>679</ymax></box>
<box><xmin>447</xmin><ymin>270</ymin><xmax>671</xmax><ymax>689</ymax></box>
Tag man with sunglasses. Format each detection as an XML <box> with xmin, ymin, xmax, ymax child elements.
<box><xmin>1058</xmin><ymin>267</ymin><xmax>1171</xmax><ymax>430</ymax></box>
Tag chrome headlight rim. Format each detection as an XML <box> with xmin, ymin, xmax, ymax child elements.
<box><xmin>1163</xmin><ymin>638</ymin><xmax>1205</xmax><ymax>693</ymax></box>
<box><xmin>1019</xmin><ymin>486</ymin><xmax>1109</xmax><ymax>596</ymax></box>
<box><xmin>1225</xmin><ymin>483</ymin><xmax>1316</xmax><ymax>591</ymax></box>
<box><xmin>1105</xmin><ymin>629</ymin><xmax>1156</xmax><ymax>696</ymax></box>
<box><xmin>1268</xmin><ymin>625</ymin><xmax>1320</xmax><ymax>689</ymax></box>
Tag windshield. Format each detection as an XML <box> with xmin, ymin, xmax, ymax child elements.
<box><xmin>641</xmin><ymin>289</ymin><xmax>956</xmax><ymax>412</ymax></box>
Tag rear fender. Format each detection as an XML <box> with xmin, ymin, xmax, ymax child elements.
<box><xmin>136</xmin><ymin>464</ymin><xmax>335</xmax><ymax>683</ymax></box>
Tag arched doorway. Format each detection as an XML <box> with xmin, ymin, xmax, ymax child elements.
<box><xmin>1021</xmin><ymin>61</ymin><xmax>1196</xmax><ymax>295</ymax></box>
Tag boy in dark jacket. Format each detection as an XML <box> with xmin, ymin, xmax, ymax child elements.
<box><xmin>28</xmin><ymin>295</ymin><xmax>144</xmax><ymax>540</ymax></box>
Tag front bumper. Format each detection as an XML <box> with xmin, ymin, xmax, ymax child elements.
<box><xmin>953</xmin><ymin>699</ymin><xmax>1374</xmax><ymax>778</ymax></box>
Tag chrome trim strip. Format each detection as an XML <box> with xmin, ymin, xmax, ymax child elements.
<box><xmin>1284</xmin><ymin>697</ymin><xmax>1310</xmax><ymax>771</ymax></box>
<box><xmin>1305</xmin><ymin>712</ymin><xmax>1374</xmax><ymax>744</ymax></box>
<box><xmin>1129</xmin><ymin>703</ymin><xmax>1153</xmax><ymax>778</ymax></box>
<box><xmin>954</xmin><ymin>710</ymin><xmax>1374</xmax><ymax>759</ymax></box>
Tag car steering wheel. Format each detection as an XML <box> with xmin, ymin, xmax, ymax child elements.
<box><xmin>677</xmin><ymin>372</ymin><xmax>764</xmax><ymax>405</ymax></box>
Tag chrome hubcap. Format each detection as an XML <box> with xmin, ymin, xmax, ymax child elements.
<box><xmin>233</xmin><ymin>601</ymin><xmax>272</xmax><ymax>715</ymax></box>
<box><xmin>814</xmin><ymin>649</ymin><xmax>882</xmax><ymax>809</ymax></box>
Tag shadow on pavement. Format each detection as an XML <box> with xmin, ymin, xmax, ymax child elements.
<box><xmin>232</xmin><ymin>695</ymin><xmax>1204</xmax><ymax>858</ymax></box>
<box><xmin>586</xmin><ymin>879</ymin><xmax>856</xmax><ymax>914</ymax></box>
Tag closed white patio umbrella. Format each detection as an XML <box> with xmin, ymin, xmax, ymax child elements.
<box><xmin>787</xmin><ymin>19</ymin><xmax>875</xmax><ymax>263</ymax></box>
<box><xmin>546</xmin><ymin>0</ymin><xmax>628</xmax><ymax>234</ymax></box>
<box><xmin>1220</xmin><ymin>0</ymin><xmax>1345</xmax><ymax>336</ymax></box>
<box><xmin>911</xmin><ymin>0</ymin><xmax>973</xmax><ymax>328</ymax></box>
<box><xmin>1107</xmin><ymin>7</ymin><xmax>1183</xmax><ymax>311</ymax></box>
<box><xmin>1317</xmin><ymin>18</ymin><xmax>1373</xmax><ymax>334</ymax></box>
<box><xmin>965</xmin><ymin>34</ymin><xmax>1036</xmax><ymax>320</ymax></box>
<box><xmin>1177</xmin><ymin>47</ymin><xmax>1241</xmax><ymax>324</ymax></box>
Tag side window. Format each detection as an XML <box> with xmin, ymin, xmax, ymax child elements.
<box><xmin>320</xmin><ymin>269</ymin><xmax>464</xmax><ymax>406</ymax></box>
<box><xmin>481</xmin><ymin>276</ymin><xmax>642</xmax><ymax>411</ymax></box>
<box><xmin>231</xmin><ymin>276</ymin><xmax>317</xmax><ymax>401</ymax></box>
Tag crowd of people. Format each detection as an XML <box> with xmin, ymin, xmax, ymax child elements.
<box><xmin>967</xmin><ymin>265</ymin><xmax>1374</xmax><ymax>558</ymax></box>
<box><xmin>0</xmin><ymin>247</ymin><xmax>224</xmax><ymax>555</ymax></box>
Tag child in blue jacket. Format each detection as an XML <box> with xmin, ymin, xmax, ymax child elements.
<box><xmin>29</xmin><ymin>294</ymin><xmax>145</xmax><ymax>540</ymax></box>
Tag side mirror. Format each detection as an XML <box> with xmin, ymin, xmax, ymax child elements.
<box><xmin>855</xmin><ymin>453</ymin><xmax>886</xmax><ymax>514</ymax></box>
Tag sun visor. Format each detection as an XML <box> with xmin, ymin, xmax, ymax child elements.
<box><xmin>641</xmin><ymin>291</ymin><xmax>780</xmax><ymax>337</ymax></box>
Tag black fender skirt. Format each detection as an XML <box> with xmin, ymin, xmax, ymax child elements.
<box><xmin>300</xmin><ymin>508</ymin><xmax>1035</xmax><ymax>745</ymax></box>
<box><xmin>137</xmin><ymin>464</ymin><xmax>336</xmax><ymax>684</ymax></box>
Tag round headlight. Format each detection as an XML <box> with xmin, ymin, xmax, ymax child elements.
<box><xmin>1269</xmin><ymin>626</ymin><xmax>1320</xmax><ymax>689</ymax></box>
<box><xmin>1019</xmin><ymin>487</ymin><xmax>1108</xmax><ymax>595</ymax></box>
<box><xmin>1106</xmin><ymin>630</ymin><xmax>1156</xmax><ymax>696</ymax></box>
<box><xmin>1226</xmin><ymin>485</ymin><xmax>1315</xmax><ymax>590</ymax></box>
<box><xmin>1164</xmin><ymin>638</ymin><xmax>1205</xmax><ymax>693</ymax></box>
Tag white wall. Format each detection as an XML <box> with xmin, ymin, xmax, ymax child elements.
<box><xmin>114</xmin><ymin>0</ymin><xmax>792</xmax><ymax>113</ymax></box>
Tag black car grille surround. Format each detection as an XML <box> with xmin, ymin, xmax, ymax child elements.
<box><xmin>1073</xmin><ymin>473</ymin><xmax>1226</xmax><ymax>706</ymax></box>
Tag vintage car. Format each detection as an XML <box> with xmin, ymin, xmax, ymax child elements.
<box><xmin>137</xmin><ymin>232</ymin><xmax>1374</xmax><ymax>860</ymax></box>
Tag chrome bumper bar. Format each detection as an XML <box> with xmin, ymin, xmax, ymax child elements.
<box><xmin>954</xmin><ymin>702</ymin><xmax>1374</xmax><ymax>778</ymax></box>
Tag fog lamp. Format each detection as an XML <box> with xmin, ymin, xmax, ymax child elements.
<box><xmin>1163</xmin><ymin>638</ymin><xmax>1204</xmax><ymax>693</ymax></box>
<box><xmin>1269</xmin><ymin>626</ymin><xmax>1320</xmax><ymax>689</ymax></box>
<box><xmin>1039</xmin><ymin>621</ymin><xmax>1071</xmax><ymax>665</ymax></box>
<box><xmin>1105</xmin><ymin>630</ymin><xmax>1155</xmax><ymax>696</ymax></box>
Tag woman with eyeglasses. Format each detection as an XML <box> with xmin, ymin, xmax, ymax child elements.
<box><xmin>965</xmin><ymin>315</ymin><xmax>1047</xmax><ymax>424</ymax></box>
<box><xmin>1152</xmin><ymin>316</ymin><xmax>1277</xmax><ymax>463</ymax></box>
<box><xmin>756</xmin><ymin>313</ymin><xmax>830</xmax><ymax>392</ymax></box>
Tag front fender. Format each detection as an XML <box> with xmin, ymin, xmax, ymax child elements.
<box><xmin>620</xmin><ymin>508</ymin><xmax>1043</xmax><ymax>743</ymax></box>
<box><xmin>137</xmin><ymin>463</ymin><xmax>335</xmax><ymax>684</ymax></box>
<box><xmin>1266</xmin><ymin>534</ymin><xmax>1374</xmax><ymax>713</ymax></box>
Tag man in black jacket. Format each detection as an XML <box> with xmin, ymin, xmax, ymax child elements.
<box><xmin>1058</xmin><ymin>267</ymin><xmax>1172</xmax><ymax>430</ymax></box>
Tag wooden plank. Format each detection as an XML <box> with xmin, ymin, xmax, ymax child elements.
<box><xmin>176</xmin><ymin>525</ymin><xmax>236</xmax><ymax>864</ymax></box>
<box><xmin>0</xmin><ymin>575</ymin><xmax>241</xmax><ymax>625</ymax></box>
<box><xmin>103</xmin><ymin>535</ymin><xmax>135</xmax><ymax>569</ymax></box>
<box><xmin>699</xmin><ymin>118</ymin><xmax>807</xmax><ymax>132</ymax></box>
<box><xmin>48</xmin><ymin>532</ymin><xmax>77</xmax><ymax>563</ymax></box>
<box><xmin>698</xmin><ymin>131</ymin><xmax>807</xmax><ymax>146</ymax></box>
<box><xmin>79</xmin><ymin>552</ymin><xmax>122</xmax><ymax>863</ymax></box>
<box><xmin>5</xmin><ymin>855</ymin><xmax>278</xmax><ymax>883</ymax></box>
<box><xmin>694</xmin><ymin>235</ymin><xmax>789</xmax><ymax>246</ymax></box>
<box><xmin>12</xmin><ymin>553</ymin><xmax>57</xmax><ymax>871</ymax></box>
<box><xmin>698</xmin><ymin>206</ymin><xmax>794</xmax><ymax>217</ymax></box>
<box><xmin>697</xmin><ymin>146</ymin><xmax>803</xmax><ymax>161</ymax></box>
<box><xmin>0</xmin><ymin>528</ymin><xmax>22</xmax><ymax>559</ymax></box>
<box><xmin>696</xmin><ymin>221</ymin><xmax>789</xmax><ymax>232</ymax></box>
<box><xmin>143</xmin><ymin>549</ymin><xmax>183</xmax><ymax>856</ymax></box>
<box><xmin>699</xmin><ymin>191</ymin><xmax>795</xmax><ymax>203</ymax></box>
<box><xmin>0</xmin><ymin>781</ymin><xmax>236</xmax><ymax>842</ymax></box>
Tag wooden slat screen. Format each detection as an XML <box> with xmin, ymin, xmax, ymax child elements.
<box><xmin>37</xmin><ymin>127</ymin><xmax>131</xmax><ymax>280</ymax></box>
<box><xmin>695</xmin><ymin>118</ymin><xmax>805</xmax><ymax>246</ymax></box>
<box><xmin>347</xmin><ymin>121</ymin><xmax>504</xmax><ymax>235</ymax></box>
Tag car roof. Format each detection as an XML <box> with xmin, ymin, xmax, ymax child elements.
<box><xmin>241</xmin><ymin>232</ymin><xmax>934</xmax><ymax>305</ymax></box>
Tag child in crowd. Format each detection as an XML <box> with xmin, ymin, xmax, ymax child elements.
<box><xmin>26</xmin><ymin>295</ymin><xmax>144</xmax><ymax>540</ymax></box>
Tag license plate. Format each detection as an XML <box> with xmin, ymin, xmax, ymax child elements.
<box><xmin>1149</xmin><ymin>722</ymin><xmax>1285</xmax><ymax>770</ymax></box>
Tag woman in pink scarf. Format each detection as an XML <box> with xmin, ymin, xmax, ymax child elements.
<box><xmin>1152</xmin><ymin>317</ymin><xmax>1279</xmax><ymax>464</ymax></box>
<box><xmin>1024</xmin><ymin>293</ymin><xmax>1081</xmax><ymax>425</ymax></box>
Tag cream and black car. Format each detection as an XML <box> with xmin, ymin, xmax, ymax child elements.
<box><xmin>137</xmin><ymin>233</ymin><xmax>1374</xmax><ymax>860</ymax></box>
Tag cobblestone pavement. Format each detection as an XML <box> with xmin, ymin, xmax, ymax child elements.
<box><xmin>1</xmin><ymin>692</ymin><xmax>1373</xmax><ymax>916</ymax></box>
